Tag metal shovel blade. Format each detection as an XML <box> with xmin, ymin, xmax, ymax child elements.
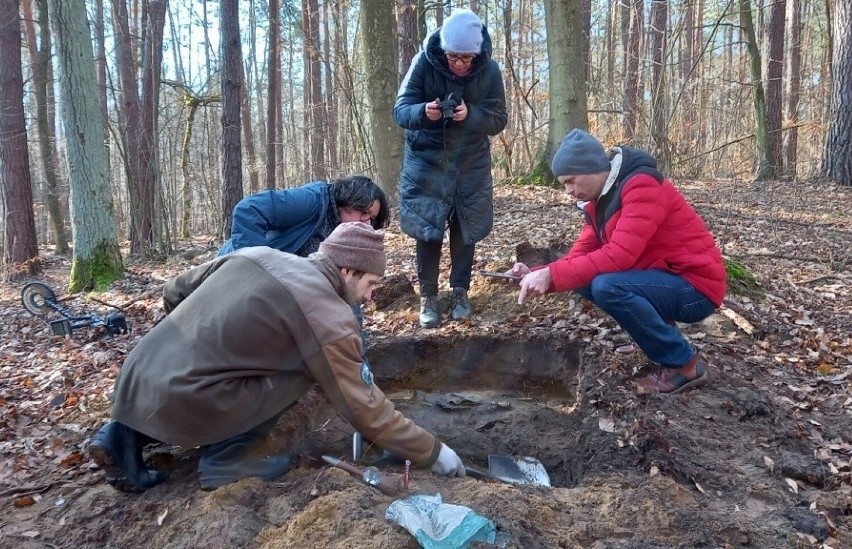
<box><xmin>468</xmin><ymin>455</ymin><xmax>551</xmax><ymax>487</ymax></box>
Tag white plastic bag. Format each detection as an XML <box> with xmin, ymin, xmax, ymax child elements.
<box><xmin>385</xmin><ymin>493</ymin><xmax>504</xmax><ymax>549</ymax></box>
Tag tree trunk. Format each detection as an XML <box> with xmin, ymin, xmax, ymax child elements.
<box><xmin>693</xmin><ymin>0</ymin><xmax>706</xmax><ymax>149</ymax></box>
<box><xmin>739</xmin><ymin>0</ymin><xmax>774</xmax><ymax>180</ymax></box>
<box><xmin>360</xmin><ymin>0</ymin><xmax>402</xmax><ymax>204</ymax></box>
<box><xmin>266</xmin><ymin>0</ymin><xmax>280</xmax><ymax>189</ymax></box>
<box><xmin>138</xmin><ymin>0</ymin><xmax>167</xmax><ymax>254</ymax></box>
<box><xmin>181</xmin><ymin>103</ymin><xmax>199</xmax><ymax>239</ymax></box>
<box><xmin>623</xmin><ymin>0</ymin><xmax>643</xmax><ymax>140</ymax></box>
<box><xmin>397</xmin><ymin>0</ymin><xmax>419</xmax><ymax>83</ymax></box>
<box><xmin>323</xmin><ymin>0</ymin><xmax>337</xmax><ymax>169</ymax></box>
<box><xmin>302</xmin><ymin>0</ymin><xmax>326</xmax><ymax>179</ymax></box>
<box><xmin>542</xmin><ymin>0</ymin><xmax>588</xmax><ymax>182</ymax></box>
<box><xmin>247</xmin><ymin>0</ymin><xmax>265</xmax><ymax>188</ymax></box>
<box><xmin>649</xmin><ymin>0</ymin><xmax>669</xmax><ymax>167</ymax></box>
<box><xmin>0</xmin><ymin>0</ymin><xmax>40</xmax><ymax>274</ymax></box>
<box><xmin>49</xmin><ymin>0</ymin><xmax>123</xmax><ymax>292</ymax></box>
<box><xmin>94</xmin><ymin>0</ymin><xmax>109</xmax><ymax>175</ymax></box>
<box><xmin>783</xmin><ymin>0</ymin><xmax>802</xmax><ymax>177</ymax></box>
<box><xmin>764</xmin><ymin>0</ymin><xmax>785</xmax><ymax>173</ymax></box>
<box><xmin>112</xmin><ymin>0</ymin><xmax>144</xmax><ymax>249</ymax></box>
<box><xmin>21</xmin><ymin>0</ymin><xmax>68</xmax><ymax>253</ymax></box>
<box><xmin>241</xmin><ymin>65</ymin><xmax>259</xmax><ymax>194</ymax></box>
<box><xmin>581</xmin><ymin>0</ymin><xmax>591</xmax><ymax>79</ymax></box>
<box><xmin>220</xmin><ymin>0</ymin><xmax>243</xmax><ymax>239</ymax></box>
<box><xmin>682</xmin><ymin>0</ymin><xmax>695</xmax><ymax>130</ymax></box>
<box><xmin>605</xmin><ymin>0</ymin><xmax>615</xmax><ymax>92</ymax></box>
<box><xmin>822</xmin><ymin>0</ymin><xmax>851</xmax><ymax>185</ymax></box>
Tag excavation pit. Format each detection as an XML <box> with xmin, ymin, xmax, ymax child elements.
<box><xmin>368</xmin><ymin>333</ymin><xmax>580</xmax><ymax>399</ymax></box>
<box><xmin>347</xmin><ymin>333</ymin><xmax>593</xmax><ymax>488</ymax></box>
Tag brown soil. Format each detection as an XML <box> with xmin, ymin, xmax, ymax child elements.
<box><xmin>2</xmin><ymin>180</ymin><xmax>851</xmax><ymax>548</ymax></box>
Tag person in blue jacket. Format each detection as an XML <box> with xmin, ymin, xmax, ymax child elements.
<box><xmin>219</xmin><ymin>175</ymin><xmax>389</xmax><ymax>257</ymax></box>
<box><xmin>393</xmin><ymin>8</ymin><xmax>507</xmax><ymax>328</ymax></box>
<box><xmin>219</xmin><ymin>175</ymin><xmax>389</xmax><ymax>352</ymax></box>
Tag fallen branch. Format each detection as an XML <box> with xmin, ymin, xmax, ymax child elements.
<box><xmin>794</xmin><ymin>274</ymin><xmax>847</xmax><ymax>286</ymax></box>
<box><xmin>738</xmin><ymin>251</ymin><xmax>828</xmax><ymax>263</ymax></box>
<box><xmin>116</xmin><ymin>287</ymin><xmax>163</xmax><ymax>310</ymax></box>
<box><xmin>0</xmin><ymin>482</ymin><xmax>59</xmax><ymax>498</ymax></box>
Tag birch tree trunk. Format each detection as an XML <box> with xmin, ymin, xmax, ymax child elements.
<box><xmin>0</xmin><ymin>0</ymin><xmax>39</xmax><ymax>273</ymax></box>
<box><xmin>49</xmin><ymin>0</ymin><xmax>123</xmax><ymax>291</ymax></box>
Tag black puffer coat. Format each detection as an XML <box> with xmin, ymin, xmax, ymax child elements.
<box><xmin>393</xmin><ymin>26</ymin><xmax>507</xmax><ymax>244</ymax></box>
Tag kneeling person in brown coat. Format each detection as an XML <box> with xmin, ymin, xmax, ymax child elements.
<box><xmin>89</xmin><ymin>222</ymin><xmax>465</xmax><ymax>491</ymax></box>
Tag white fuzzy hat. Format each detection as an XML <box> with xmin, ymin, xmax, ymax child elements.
<box><xmin>440</xmin><ymin>9</ymin><xmax>483</xmax><ymax>55</ymax></box>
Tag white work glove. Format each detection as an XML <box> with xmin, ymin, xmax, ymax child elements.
<box><xmin>430</xmin><ymin>443</ymin><xmax>466</xmax><ymax>477</ymax></box>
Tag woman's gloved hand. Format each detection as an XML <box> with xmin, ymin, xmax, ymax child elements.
<box><xmin>430</xmin><ymin>443</ymin><xmax>466</xmax><ymax>477</ymax></box>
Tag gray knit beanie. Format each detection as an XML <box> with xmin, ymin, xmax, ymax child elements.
<box><xmin>550</xmin><ymin>129</ymin><xmax>611</xmax><ymax>176</ymax></box>
<box><xmin>440</xmin><ymin>9</ymin><xmax>483</xmax><ymax>54</ymax></box>
<box><xmin>319</xmin><ymin>222</ymin><xmax>386</xmax><ymax>276</ymax></box>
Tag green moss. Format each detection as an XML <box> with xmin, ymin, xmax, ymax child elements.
<box><xmin>69</xmin><ymin>240</ymin><xmax>124</xmax><ymax>293</ymax></box>
<box><xmin>505</xmin><ymin>149</ymin><xmax>559</xmax><ymax>187</ymax></box>
<box><xmin>725</xmin><ymin>257</ymin><xmax>761</xmax><ymax>298</ymax></box>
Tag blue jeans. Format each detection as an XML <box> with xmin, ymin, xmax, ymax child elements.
<box><xmin>576</xmin><ymin>270</ymin><xmax>716</xmax><ymax>368</ymax></box>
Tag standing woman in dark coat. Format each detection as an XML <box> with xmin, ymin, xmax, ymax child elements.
<box><xmin>393</xmin><ymin>8</ymin><xmax>507</xmax><ymax>328</ymax></box>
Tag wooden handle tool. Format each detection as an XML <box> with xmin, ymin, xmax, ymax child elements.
<box><xmin>321</xmin><ymin>455</ymin><xmax>405</xmax><ymax>497</ymax></box>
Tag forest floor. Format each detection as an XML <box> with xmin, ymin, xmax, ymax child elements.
<box><xmin>1</xmin><ymin>179</ymin><xmax>851</xmax><ymax>549</ymax></box>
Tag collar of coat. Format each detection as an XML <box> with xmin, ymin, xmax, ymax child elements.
<box><xmin>308</xmin><ymin>252</ymin><xmax>346</xmax><ymax>299</ymax></box>
<box><xmin>576</xmin><ymin>148</ymin><xmax>624</xmax><ymax>209</ymax></box>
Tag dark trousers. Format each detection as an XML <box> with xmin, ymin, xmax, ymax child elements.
<box><xmin>416</xmin><ymin>213</ymin><xmax>475</xmax><ymax>296</ymax></box>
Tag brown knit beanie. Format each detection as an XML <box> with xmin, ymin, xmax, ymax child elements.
<box><xmin>319</xmin><ymin>222</ymin><xmax>386</xmax><ymax>276</ymax></box>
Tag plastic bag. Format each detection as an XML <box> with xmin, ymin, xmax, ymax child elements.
<box><xmin>385</xmin><ymin>493</ymin><xmax>504</xmax><ymax>549</ymax></box>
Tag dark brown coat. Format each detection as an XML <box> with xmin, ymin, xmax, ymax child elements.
<box><xmin>111</xmin><ymin>247</ymin><xmax>441</xmax><ymax>467</ymax></box>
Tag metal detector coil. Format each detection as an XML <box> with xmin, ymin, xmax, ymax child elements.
<box><xmin>21</xmin><ymin>282</ymin><xmax>129</xmax><ymax>338</ymax></box>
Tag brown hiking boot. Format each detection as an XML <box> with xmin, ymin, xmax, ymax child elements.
<box><xmin>635</xmin><ymin>355</ymin><xmax>709</xmax><ymax>395</ymax></box>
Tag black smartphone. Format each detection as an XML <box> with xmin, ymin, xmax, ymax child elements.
<box><xmin>478</xmin><ymin>270</ymin><xmax>522</xmax><ymax>281</ymax></box>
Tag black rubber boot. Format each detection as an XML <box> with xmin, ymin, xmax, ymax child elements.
<box><xmin>88</xmin><ymin>421</ymin><xmax>166</xmax><ymax>493</ymax></box>
<box><xmin>197</xmin><ymin>413</ymin><xmax>292</xmax><ymax>490</ymax></box>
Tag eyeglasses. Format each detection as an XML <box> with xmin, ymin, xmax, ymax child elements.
<box><xmin>446</xmin><ymin>53</ymin><xmax>475</xmax><ymax>65</ymax></box>
<box><xmin>344</xmin><ymin>206</ymin><xmax>375</xmax><ymax>225</ymax></box>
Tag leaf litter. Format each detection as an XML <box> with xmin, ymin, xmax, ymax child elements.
<box><xmin>1</xmin><ymin>179</ymin><xmax>851</xmax><ymax>547</ymax></box>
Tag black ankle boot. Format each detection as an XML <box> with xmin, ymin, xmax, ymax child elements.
<box><xmin>88</xmin><ymin>421</ymin><xmax>166</xmax><ymax>493</ymax></box>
